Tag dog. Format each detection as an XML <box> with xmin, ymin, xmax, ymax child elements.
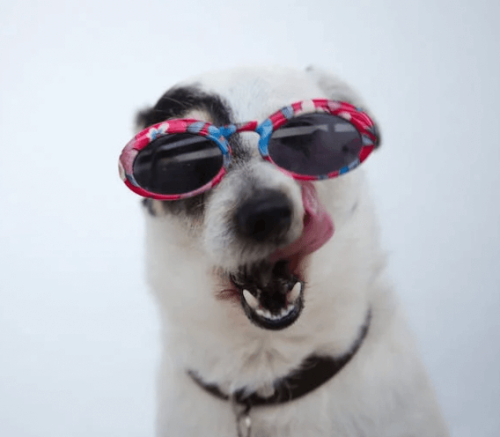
<box><xmin>124</xmin><ymin>66</ymin><xmax>449</xmax><ymax>436</ymax></box>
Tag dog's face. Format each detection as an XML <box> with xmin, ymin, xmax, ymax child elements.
<box><xmin>136</xmin><ymin>67</ymin><xmax>380</xmax><ymax>348</ymax></box>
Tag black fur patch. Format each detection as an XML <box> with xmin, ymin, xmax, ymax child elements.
<box><xmin>137</xmin><ymin>85</ymin><xmax>249</xmax><ymax>217</ymax></box>
<box><xmin>141</xmin><ymin>198</ymin><xmax>156</xmax><ymax>216</ymax></box>
<box><xmin>137</xmin><ymin>85</ymin><xmax>233</xmax><ymax>128</ymax></box>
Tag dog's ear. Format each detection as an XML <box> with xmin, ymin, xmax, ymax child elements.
<box><xmin>135</xmin><ymin>106</ymin><xmax>154</xmax><ymax>132</ymax></box>
<box><xmin>306</xmin><ymin>66</ymin><xmax>381</xmax><ymax>148</ymax></box>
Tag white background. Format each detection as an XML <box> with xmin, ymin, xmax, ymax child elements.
<box><xmin>1</xmin><ymin>0</ymin><xmax>499</xmax><ymax>436</ymax></box>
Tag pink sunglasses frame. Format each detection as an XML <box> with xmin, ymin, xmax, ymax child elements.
<box><xmin>118</xmin><ymin>99</ymin><xmax>379</xmax><ymax>200</ymax></box>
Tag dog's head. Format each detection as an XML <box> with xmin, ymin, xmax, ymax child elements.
<box><xmin>132</xmin><ymin>66</ymin><xmax>381</xmax><ymax>339</ymax></box>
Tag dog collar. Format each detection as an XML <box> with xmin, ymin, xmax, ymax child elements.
<box><xmin>188</xmin><ymin>309</ymin><xmax>371</xmax><ymax>408</ymax></box>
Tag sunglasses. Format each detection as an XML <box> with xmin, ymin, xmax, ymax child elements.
<box><xmin>118</xmin><ymin>99</ymin><xmax>379</xmax><ymax>200</ymax></box>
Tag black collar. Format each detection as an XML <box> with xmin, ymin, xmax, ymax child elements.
<box><xmin>189</xmin><ymin>310</ymin><xmax>371</xmax><ymax>408</ymax></box>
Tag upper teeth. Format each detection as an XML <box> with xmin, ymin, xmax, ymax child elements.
<box><xmin>243</xmin><ymin>289</ymin><xmax>259</xmax><ymax>309</ymax></box>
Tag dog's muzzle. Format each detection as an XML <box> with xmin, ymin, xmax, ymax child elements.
<box><xmin>229</xmin><ymin>182</ymin><xmax>334</xmax><ymax>330</ymax></box>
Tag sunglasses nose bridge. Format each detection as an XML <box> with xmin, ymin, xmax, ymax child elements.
<box><xmin>218</xmin><ymin>121</ymin><xmax>261</xmax><ymax>141</ymax></box>
<box><xmin>217</xmin><ymin>121</ymin><xmax>259</xmax><ymax>140</ymax></box>
<box><xmin>233</xmin><ymin>120</ymin><xmax>259</xmax><ymax>134</ymax></box>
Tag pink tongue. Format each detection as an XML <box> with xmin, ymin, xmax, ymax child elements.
<box><xmin>270</xmin><ymin>182</ymin><xmax>334</xmax><ymax>261</ymax></box>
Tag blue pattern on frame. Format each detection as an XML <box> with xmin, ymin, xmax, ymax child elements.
<box><xmin>187</xmin><ymin>121</ymin><xmax>205</xmax><ymax>133</ymax></box>
<box><xmin>148</xmin><ymin>128</ymin><xmax>163</xmax><ymax>141</ymax></box>
<box><xmin>223</xmin><ymin>153</ymin><xmax>232</xmax><ymax>167</ymax></box>
<box><xmin>205</xmin><ymin>125</ymin><xmax>230</xmax><ymax>154</ymax></box>
<box><xmin>127</xmin><ymin>172</ymin><xmax>140</xmax><ymax>187</ymax></box>
<box><xmin>256</xmin><ymin>119</ymin><xmax>274</xmax><ymax>156</ymax></box>
<box><xmin>348</xmin><ymin>158</ymin><xmax>360</xmax><ymax>170</ymax></box>
<box><xmin>218</xmin><ymin>124</ymin><xmax>237</xmax><ymax>138</ymax></box>
<box><xmin>204</xmin><ymin>127</ymin><xmax>229</xmax><ymax>155</ymax></box>
<box><xmin>362</xmin><ymin>135</ymin><xmax>373</xmax><ymax>146</ymax></box>
<box><xmin>212</xmin><ymin>136</ymin><xmax>230</xmax><ymax>155</ymax></box>
<box><xmin>281</xmin><ymin>106</ymin><xmax>293</xmax><ymax>119</ymax></box>
<box><xmin>207</xmin><ymin>125</ymin><xmax>220</xmax><ymax>136</ymax></box>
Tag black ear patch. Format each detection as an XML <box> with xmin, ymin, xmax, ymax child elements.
<box><xmin>136</xmin><ymin>86</ymin><xmax>238</xmax><ymax>219</ymax></box>
<box><xmin>135</xmin><ymin>85</ymin><xmax>233</xmax><ymax>129</ymax></box>
<box><xmin>136</xmin><ymin>108</ymin><xmax>154</xmax><ymax>130</ymax></box>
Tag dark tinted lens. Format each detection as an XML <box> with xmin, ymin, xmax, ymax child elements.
<box><xmin>133</xmin><ymin>133</ymin><xmax>223</xmax><ymax>195</ymax></box>
<box><xmin>268</xmin><ymin>113</ymin><xmax>362</xmax><ymax>176</ymax></box>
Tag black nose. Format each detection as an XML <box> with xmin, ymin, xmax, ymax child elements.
<box><xmin>236</xmin><ymin>190</ymin><xmax>293</xmax><ymax>242</ymax></box>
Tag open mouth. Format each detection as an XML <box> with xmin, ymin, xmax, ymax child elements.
<box><xmin>230</xmin><ymin>259</ymin><xmax>305</xmax><ymax>330</ymax></box>
<box><xmin>225</xmin><ymin>182</ymin><xmax>335</xmax><ymax>331</ymax></box>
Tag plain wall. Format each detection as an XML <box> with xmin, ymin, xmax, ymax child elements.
<box><xmin>1</xmin><ymin>0</ymin><xmax>499</xmax><ymax>435</ymax></box>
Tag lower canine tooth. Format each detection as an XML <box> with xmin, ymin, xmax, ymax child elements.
<box><xmin>288</xmin><ymin>282</ymin><xmax>302</xmax><ymax>303</ymax></box>
<box><xmin>243</xmin><ymin>289</ymin><xmax>259</xmax><ymax>309</ymax></box>
<box><xmin>280</xmin><ymin>306</ymin><xmax>292</xmax><ymax>317</ymax></box>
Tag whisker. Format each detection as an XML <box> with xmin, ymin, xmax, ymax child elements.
<box><xmin>156</xmin><ymin>96</ymin><xmax>191</xmax><ymax>110</ymax></box>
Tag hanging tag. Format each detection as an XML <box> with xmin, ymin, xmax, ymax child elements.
<box><xmin>232</xmin><ymin>398</ymin><xmax>252</xmax><ymax>437</ymax></box>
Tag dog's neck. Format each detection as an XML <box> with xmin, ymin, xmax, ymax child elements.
<box><xmin>188</xmin><ymin>309</ymin><xmax>371</xmax><ymax>408</ymax></box>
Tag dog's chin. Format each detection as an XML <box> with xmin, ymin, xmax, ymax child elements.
<box><xmin>226</xmin><ymin>255</ymin><xmax>307</xmax><ymax>331</ymax></box>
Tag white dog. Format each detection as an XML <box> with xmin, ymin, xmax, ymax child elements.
<box><xmin>126</xmin><ymin>66</ymin><xmax>449</xmax><ymax>436</ymax></box>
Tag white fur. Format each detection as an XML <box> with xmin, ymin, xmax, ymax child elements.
<box><xmin>141</xmin><ymin>66</ymin><xmax>449</xmax><ymax>436</ymax></box>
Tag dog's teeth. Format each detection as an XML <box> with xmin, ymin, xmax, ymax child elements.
<box><xmin>279</xmin><ymin>305</ymin><xmax>293</xmax><ymax>318</ymax></box>
<box><xmin>288</xmin><ymin>282</ymin><xmax>302</xmax><ymax>303</ymax></box>
<box><xmin>253</xmin><ymin>302</ymin><xmax>296</xmax><ymax>321</ymax></box>
<box><xmin>255</xmin><ymin>308</ymin><xmax>272</xmax><ymax>320</ymax></box>
<box><xmin>243</xmin><ymin>289</ymin><xmax>259</xmax><ymax>309</ymax></box>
